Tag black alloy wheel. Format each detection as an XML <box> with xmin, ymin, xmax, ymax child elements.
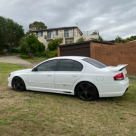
<box><xmin>12</xmin><ymin>77</ymin><xmax>26</xmax><ymax>92</ymax></box>
<box><xmin>77</xmin><ymin>82</ymin><xmax>98</xmax><ymax>101</ymax></box>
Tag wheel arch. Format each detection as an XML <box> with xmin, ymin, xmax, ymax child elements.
<box><xmin>11</xmin><ymin>76</ymin><xmax>26</xmax><ymax>88</ymax></box>
<box><xmin>74</xmin><ymin>81</ymin><xmax>99</xmax><ymax>98</ymax></box>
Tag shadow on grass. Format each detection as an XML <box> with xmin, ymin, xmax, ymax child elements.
<box><xmin>9</xmin><ymin>87</ymin><xmax>136</xmax><ymax>104</ymax></box>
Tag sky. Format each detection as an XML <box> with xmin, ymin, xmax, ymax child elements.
<box><xmin>0</xmin><ymin>0</ymin><xmax>136</xmax><ymax>40</ymax></box>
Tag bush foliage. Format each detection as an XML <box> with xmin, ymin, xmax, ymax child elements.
<box><xmin>48</xmin><ymin>38</ymin><xmax>62</xmax><ymax>51</ymax></box>
<box><xmin>46</xmin><ymin>50</ymin><xmax>58</xmax><ymax>58</ymax></box>
<box><xmin>76</xmin><ymin>37</ymin><xmax>86</xmax><ymax>43</ymax></box>
<box><xmin>12</xmin><ymin>48</ymin><xmax>20</xmax><ymax>53</ymax></box>
<box><xmin>20</xmin><ymin>34</ymin><xmax>45</xmax><ymax>58</ymax></box>
<box><xmin>20</xmin><ymin>54</ymin><xmax>29</xmax><ymax>59</ymax></box>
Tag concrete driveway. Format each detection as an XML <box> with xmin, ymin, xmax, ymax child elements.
<box><xmin>0</xmin><ymin>55</ymin><xmax>34</xmax><ymax>67</ymax></box>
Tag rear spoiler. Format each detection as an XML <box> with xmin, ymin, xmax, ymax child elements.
<box><xmin>110</xmin><ymin>64</ymin><xmax>128</xmax><ymax>72</ymax></box>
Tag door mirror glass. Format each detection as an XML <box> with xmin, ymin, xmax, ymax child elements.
<box><xmin>32</xmin><ymin>67</ymin><xmax>37</xmax><ymax>71</ymax></box>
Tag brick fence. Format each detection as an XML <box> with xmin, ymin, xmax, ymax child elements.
<box><xmin>90</xmin><ymin>41</ymin><xmax>136</xmax><ymax>74</ymax></box>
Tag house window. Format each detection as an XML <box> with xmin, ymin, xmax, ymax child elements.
<box><xmin>47</xmin><ymin>31</ymin><xmax>54</xmax><ymax>39</ymax></box>
<box><xmin>64</xmin><ymin>30</ymin><xmax>72</xmax><ymax>37</ymax></box>
<box><xmin>56</xmin><ymin>30</ymin><xmax>58</xmax><ymax>35</ymax></box>
<box><xmin>36</xmin><ymin>32</ymin><xmax>43</xmax><ymax>37</ymax></box>
<box><xmin>65</xmin><ymin>41</ymin><xmax>73</xmax><ymax>44</ymax></box>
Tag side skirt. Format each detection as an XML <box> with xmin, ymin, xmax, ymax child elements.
<box><xmin>27</xmin><ymin>86</ymin><xmax>74</xmax><ymax>95</ymax></box>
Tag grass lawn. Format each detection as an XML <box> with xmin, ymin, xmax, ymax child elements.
<box><xmin>0</xmin><ymin>63</ymin><xmax>136</xmax><ymax>136</ymax></box>
<box><xmin>128</xmin><ymin>76</ymin><xmax>136</xmax><ymax>80</ymax></box>
<box><xmin>24</xmin><ymin>57</ymin><xmax>47</xmax><ymax>63</ymax></box>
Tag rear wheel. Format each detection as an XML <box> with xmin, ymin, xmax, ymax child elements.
<box><xmin>76</xmin><ymin>82</ymin><xmax>98</xmax><ymax>101</ymax></box>
<box><xmin>12</xmin><ymin>77</ymin><xmax>26</xmax><ymax>92</ymax></box>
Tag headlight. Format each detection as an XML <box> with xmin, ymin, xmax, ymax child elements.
<box><xmin>9</xmin><ymin>74</ymin><xmax>11</xmax><ymax>77</ymax></box>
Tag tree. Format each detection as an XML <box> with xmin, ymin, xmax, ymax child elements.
<box><xmin>91</xmin><ymin>31</ymin><xmax>98</xmax><ymax>35</ymax></box>
<box><xmin>0</xmin><ymin>16</ymin><xmax>6</xmax><ymax>50</ymax></box>
<box><xmin>98</xmin><ymin>35</ymin><xmax>104</xmax><ymax>41</ymax></box>
<box><xmin>115</xmin><ymin>36</ymin><xmax>123</xmax><ymax>43</ymax></box>
<box><xmin>130</xmin><ymin>35</ymin><xmax>136</xmax><ymax>41</ymax></box>
<box><xmin>20</xmin><ymin>34</ymin><xmax>45</xmax><ymax>58</ymax></box>
<box><xmin>76</xmin><ymin>37</ymin><xmax>86</xmax><ymax>43</ymax></box>
<box><xmin>48</xmin><ymin>38</ymin><xmax>62</xmax><ymax>51</ymax></box>
<box><xmin>29</xmin><ymin>21</ymin><xmax>47</xmax><ymax>30</ymax></box>
<box><xmin>0</xmin><ymin>16</ymin><xmax>24</xmax><ymax>53</ymax></box>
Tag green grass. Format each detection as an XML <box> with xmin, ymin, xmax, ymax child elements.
<box><xmin>24</xmin><ymin>57</ymin><xmax>47</xmax><ymax>62</ymax></box>
<box><xmin>128</xmin><ymin>76</ymin><xmax>136</xmax><ymax>80</ymax></box>
<box><xmin>0</xmin><ymin>63</ymin><xmax>28</xmax><ymax>86</ymax></box>
<box><xmin>0</xmin><ymin>62</ymin><xmax>136</xmax><ymax>136</ymax></box>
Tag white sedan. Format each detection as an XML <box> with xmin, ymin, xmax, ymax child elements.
<box><xmin>8</xmin><ymin>56</ymin><xmax>129</xmax><ymax>101</ymax></box>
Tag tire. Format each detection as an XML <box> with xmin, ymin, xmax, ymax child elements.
<box><xmin>12</xmin><ymin>76</ymin><xmax>26</xmax><ymax>92</ymax></box>
<box><xmin>76</xmin><ymin>82</ymin><xmax>98</xmax><ymax>101</ymax></box>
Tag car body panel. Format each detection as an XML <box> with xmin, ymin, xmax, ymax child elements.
<box><xmin>27</xmin><ymin>71</ymin><xmax>55</xmax><ymax>89</ymax></box>
<box><xmin>8</xmin><ymin>56</ymin><xmax>129</xmax><ymax>98</ymax></box>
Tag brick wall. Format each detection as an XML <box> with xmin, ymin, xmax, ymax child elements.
<box><xmin>90</xmin><ymin>41</ymin><xmax>136</xmax><ymax>74</ymax></box>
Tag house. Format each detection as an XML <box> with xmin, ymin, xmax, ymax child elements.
<box><xmin>30</xmin><ymin>26</ymin><xmax>99</xmax><ymax>48</ymax></box>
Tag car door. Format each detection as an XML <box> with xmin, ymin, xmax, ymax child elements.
<box><xmin>55</xmin><ymin>59</ymin><xmax>83</xmax><ymax>91</ymax></box>
<box><xmin>28</xmin><ymin>59</ymin><xmax>58</xmax><ymax>90</ymax></box>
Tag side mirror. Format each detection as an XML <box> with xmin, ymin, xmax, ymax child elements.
<box><xmin>32</xmin><ymin>67</ymin><xmax>38</xmax><ymax>72</ymax></box>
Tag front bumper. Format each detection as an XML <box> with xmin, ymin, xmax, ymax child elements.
<box><xmin>8</xmin><ymin>77</ymin><xmax>12</xmax><ymax>87</ymax></box>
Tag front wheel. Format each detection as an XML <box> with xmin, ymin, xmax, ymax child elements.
<box><xmin>76</xmin><ymin>82</ymin><xmax>98</xmax><ymax>101</ymax></box>
<box><xmin>12</xmin><ymin>77</ymin><xmax>26</xmax><ymax>92</ymax></box>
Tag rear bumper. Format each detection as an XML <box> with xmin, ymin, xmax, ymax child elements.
<box><xmin>97</xmin><ymin>77</ymin><xmax>129</xmax><ymax>97</ymax></box>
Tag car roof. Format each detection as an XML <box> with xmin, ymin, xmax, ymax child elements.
<box><xmin>49</xmin><ymin>56</ymin><xmax>87</xmax><ymax>60</ymax></box>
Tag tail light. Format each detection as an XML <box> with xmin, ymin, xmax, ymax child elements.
<box><xmin>114</xmin><ymin>73</ymin><xmax>124</xmax><ymax>80</ymax></box>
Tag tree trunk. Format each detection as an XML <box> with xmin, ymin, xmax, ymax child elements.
<box><xmin>28</xmin><ymin>52</ymin><xmax>32</xmax><ymax>58</ymax></box>
<box><xmin>9</xmin><ymin>44</ymin><xmax>12</xmax><ymax>54</ymax></box>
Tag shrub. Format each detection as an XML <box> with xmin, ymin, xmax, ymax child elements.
<box><xmin>34</xmin><ymin>52</ymin><xmax>41</xmax><ymax>57</ymax></box>
<box><xmin>20</xmin><ymin>34</ymin><xmax>45</xmax><ymax>57</ymax></box>
<box><xmin>34</xmin><ymin>51</ymin><xmax>47</xmax><ymax>57</ymax></box>
<box><xmin>20</xmin><ymin>54</ymin><xmax>29</xmax><ymax>59</ymax></box>
<box><xmin>12</xmin><ymin>48</ymin><xmax>20</xmax><ymax>53</ymax></box>
<box><xmin>48</xmin><ymin>38</ymin><xmax>62</xmax><ymax>51</ymax></box>
<box><xmin>0</xmin><ymin>51</ymin><xmax>3</xmax><ymax>54</ymax></box>
<box><xmin>46</xmin><ymin>50</ymin><xmax>58</xmax><ymax>58</ymax></box>
<box><xmin>76</xmin><ymin>37</ymin><xmax>86</xmax><ymax>43</ymax></box>
<box><xmin>0</xmin><ymin>51</ymin><xmax>6</xmax><ymax>55</ymax></box>
<box><xmin>41</xmin><ymin>51</ymin><xmax>47</xmax><ymax>57</ymax></box>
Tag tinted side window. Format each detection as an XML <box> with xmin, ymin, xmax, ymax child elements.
<box><xmin>73</xmin><ymin>61</ymin><xmax>83</xmax><ymax>71</ymax></box>
<box><xmin>58</xmin><ymin>59</ymin><xmax>73</xmax><ymax>71</ymax></box>
<box><xmin>82</xmin><ymin>58</ymin><xmax>107</xmax><ymax>68</ymax></box>
<box><xmin>37</xmin><ymin>60</ymin><xmax>58</xmax><ymax>71</ymax></box>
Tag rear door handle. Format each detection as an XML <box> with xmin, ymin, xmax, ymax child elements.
<box><xmin>47</xmin><ymin>75</ymin><xmax>51</xmax><ymax>76</ymax></box>
<box><xmin>72</xmin><ymin>75</ymin><xmax>77</xmax><ymax>77</ymax></box>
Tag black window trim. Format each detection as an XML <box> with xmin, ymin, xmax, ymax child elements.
<box><xmin>56</xmin><ymin>59</ymin><xmax>83</xmax><ymax>71</ymax></box>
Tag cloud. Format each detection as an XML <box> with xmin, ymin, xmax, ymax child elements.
<box><xmin>0</xmin><ymin>0</ymin><xmax>136</xmax><ymax>40</ymax></box>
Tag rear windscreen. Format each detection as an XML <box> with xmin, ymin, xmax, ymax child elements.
<box><xmin>82</xmin><ymin>58</ymin><xmax>107</xmax><ymax>68</ymax></box>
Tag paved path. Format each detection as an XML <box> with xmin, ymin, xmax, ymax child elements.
<box><xmin>0</xmin><ymin>55</ymin><xmax>34</xmax><ymax>67</ymax></box>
